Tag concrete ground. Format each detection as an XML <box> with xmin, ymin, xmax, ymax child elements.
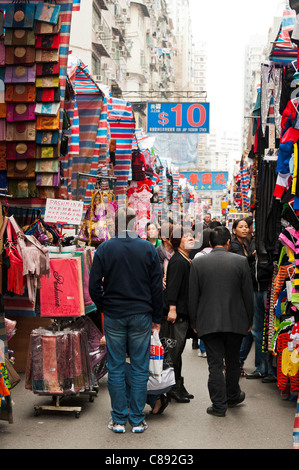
<box><xmin>0</xmin><ymin>341</ymin><xmax>296</xmax><ymax>451</ymax></box>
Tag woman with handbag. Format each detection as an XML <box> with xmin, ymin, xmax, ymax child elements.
<box><xmin>160</xmin><ymin>225</ymin><xmax>195</xmax><ymax>403</ymax></box>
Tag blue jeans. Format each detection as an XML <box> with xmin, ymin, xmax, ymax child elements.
<box><xmin>251</xmin><ymin>291</ymin><xmax>275</xmax><ymax>375</ymax></box>
<box><xmin>104</xmin><ymin>313</ymin><xmax>152</xmax><ymax>427</ymax></box>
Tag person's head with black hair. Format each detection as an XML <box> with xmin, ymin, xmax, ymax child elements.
<box><xmin>170</xmin><ymin>225</ymin><xmax>194</xmax><ymax>253</ymax></box>
<box><xmin>209</xmin><ymin>221</ymin><xmax>222</xmax><ymax>229</ymax></box>
<box><xmin>200</xmin><ymin>228</ymin><xmax>212</xmax><ymax>250</ymax></box>
<box><xmin>210</xmin><ymin>226</ymin><xmax>231</xmax><ymax>250</ymax></box>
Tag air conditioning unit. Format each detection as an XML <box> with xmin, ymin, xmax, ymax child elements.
<box><xmin>110</xmin><ymin>74</ymin><xmax>116</xmax><ymax>80</ymax></box>
<box><xmin>122</xmin><ymin>8</ymin><xmax>127</xmax><ymax>15</ymax></box>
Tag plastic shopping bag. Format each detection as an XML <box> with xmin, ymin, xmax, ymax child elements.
<box><xmin>149</xmin><ymin>329</ymin><xmax>164</xmax><ymax>383</ymax></box>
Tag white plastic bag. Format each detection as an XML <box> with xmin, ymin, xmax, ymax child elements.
<box><xmin>149</xmin><ymin>329</ymin><xmax>164</xmax><ymax>383</ymax></box>
<box><xmin>147</xmin><ymin>366</ymin><xmax>175</xmax><ymax>391</ymax></box>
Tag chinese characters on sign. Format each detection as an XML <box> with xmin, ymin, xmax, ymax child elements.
<box><xmin>180</xmin><ymin>171</ymin><xmax>228</xmax><ymax>192</ymax></box>
<box><xmin>44</xmin><ymin>199</ymin><xmax>84</xmax><ymax>225</ymax></box>
<box><xmin>147</xmin><ymin>102</ymin><xmax>210</xmax><ymax>134</ymax></box>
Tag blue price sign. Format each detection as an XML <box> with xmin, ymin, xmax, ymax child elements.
<box><xmin>147</xmin><ymin>102</ymin><xmax>210</xmax><ymax>134</ymax></box>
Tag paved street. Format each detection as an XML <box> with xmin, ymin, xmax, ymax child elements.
<box><xmin>0</xmin><ymin>341</ymin><xmax>296</xmax><ymax>451</ymax></box>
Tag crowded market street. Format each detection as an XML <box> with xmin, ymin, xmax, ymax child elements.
<box><xmin>0</xmin><ymin>342</ymin><xmax>296</xmax><ymax>451</ymax></box>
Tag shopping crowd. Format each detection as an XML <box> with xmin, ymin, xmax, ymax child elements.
<box><xmin>89</xmin><ymin>209</ymin><xmax>274</xmax><ymax>432</ymax></box>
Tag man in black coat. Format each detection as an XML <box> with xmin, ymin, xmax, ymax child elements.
<box><xmin>189</xmin><ymin>226</ymin><xmax>254</xmax><ymax>417</ymax></box>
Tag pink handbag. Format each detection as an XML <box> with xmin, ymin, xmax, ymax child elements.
<box><xmin>7</xmin><ymin>103</ymin><xmax>36</xmax><ymax>122</ymax></box>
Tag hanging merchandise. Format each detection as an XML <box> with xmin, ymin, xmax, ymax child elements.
<box><xmin>40</xmin><ymin>257</ymin><xmax>83</xmax><ymax>317</ymax></box>
<box><xmin>4</xmin><ymin>1</ymin><xmax>36</xmax><ymax>30</ymax></box>
<box><xmin>7</xmin><ymin>215</ymin><xmax>50</xmax><ymax>303</ymax></box>
<box><xmin>25</xmin><ymin>326</ymin><xmax>93</xmax><ymax>396</ymax></box>
<box><xmin>78</xmin><ymin>189</ymin><xmax>118</xmax><ymax>246</ymax></box>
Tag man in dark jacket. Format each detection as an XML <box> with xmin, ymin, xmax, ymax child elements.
<box><xmin>89</xmin><ymin>207</ymin><xmax>163</xmax><ymax>433</ymax></box>
<box><xmin>189</xmin><ymin>226</ymin><xmax>254</xmax><ymax>417</ymax></box>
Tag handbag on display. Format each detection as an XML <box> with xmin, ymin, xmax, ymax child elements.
<box><xmin>78</xmin><ymin>190</ymin><xmax>118</xmax><ymax>245</ymax></box>
<box><xmin>36</xmin><ymin>62</ymin><xmax>59</xmax><ymax>76</ymax></box>
<box><xmin>36</xmin><ymin>75</ymin><xmax>60</xmax><ymax>88</ymax></box>
<box><xmin>38</xmin><ymin>187</ymin><xmax>58</xmax><ymax>199</ymax></box>
<box><xmin>0</xmin><ymin>119</ymin><xmax>5</xmax><ymax>140</ymax></box>
<box><xmin>0</xmin><ymin>103</ymin><xmax>6</xmax><ymax>118</ymax></box>
<box><xmin>36</xmin><ymin>114</ymin><xmax>59</xmax><ymax>131</ymax></box>
<box><xmin>0</xmin><ymin>10</ymin><xmax>3</xmax><ymax>37</ymax></box>
<box><xmin>7</xmin><ymin>159</ymin><xmax>36</xmax><ymax>179</ymax></box>
<box><xmin>36</xmin><ymin>87</ymin><xmax>60</xmax><ymax>102</ymax></box>
<box><xmin>0</xmin><ymin>143</ymin><xmax>6</xmax><ymax>170</ymax></box>
<box><xmin>36</xmin><ymin>130</ymin><xmax>59</xmax><ymax>145</ymax></box>
<box><xmin>34</xmin><ymin>1</ymin><xmax>61</xmax><ymax>25</ymax></box>
<box><xmin>34</xmin><ymin>15</ymin><xmax>61</xmax><ymax>35</ymax></box>
<box><xmin>5</xmin><ymin>84</ymin><xmax>36</xmax><ymax>102</ymax></box>
<box><xmin>35</xmin><ymin>33</ymin><xmax>60</xmax><ymax>50</ymax></box>
<box><xmin>4</xmin><ymin>29</ymin><xmax>36</xmax><ymax>46</ymax></box>
<box><xmin>6</xmin><ymin>142</ymin><xmax>36</xmax><ymax>160</ymax></box>
<box><xmin>36</xmin><ymin>144</ymin><xmax>58</xmax><ymax>159</ymax></box>
<box><xmin>5</xmin><ymin>46</ymin><xmax>36</xmax><ymax>65</ymax></box>
<box><xmin>35</xmin><ymin>158</ymin><xmax>59</xmax><ymax>173</ymax></box>
<box><xmin>4</xmin><ymin>64</ymin><xmax>36</xmax><ymax>84</ymax></box>
<box><xmin>7</xmin><ymin>103</ymin><xmax>36</xmax><ymax>122</ymax></box>
<box><xmin>0</xmin><ymin>40</ymin><xmax>4</xmax><ymax>66</ymax></box>
<box><xmin>35</xmin><ymin>102</ymin><xmax>60</xmax><ymax>116</ymax></box>
<box><xmin>4</xmin><ymin>1</ymin><xmax>36</xmax><ymax>29</ymax></box>
<box><xmin>8</xmin><ymin>179</ymin><xmax>39</xmax><ymax>198</ymax></box>
<box><xmin>6</xmin><ymin>121</ymin><xmax>36</xmax><ymax>141</ymax></box>
<box><xmin>36</xmin><ymin>171</ymin><xmax>59</xmax><ymax>187</ymax></box>
<box><xmin>35</xmin><ymin>49</ymin><xmax>59</xmax><ymax>63</ymax></box>
<box><xmin>5</xmin><ymin>219</ymin><xmax>24</xmax><ymax>296</ymax></box>
<box><xmin>132</xmin><ymin>150</ymin><xmax>146</xmax><ymax>181</ymax></box>
<box><xmin>5</xmin><ymin>356</ymin><xmax>21</xmax><ymax>389</ymax></box>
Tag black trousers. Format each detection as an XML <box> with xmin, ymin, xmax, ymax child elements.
<box><xmin>202</xmin><ymin>332</ymin><xmax>244</xmax><ymax>413</ymax></box>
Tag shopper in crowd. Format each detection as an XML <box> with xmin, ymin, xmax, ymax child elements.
<box><xmin>99</xmin><ymin>336</ymin><xmax>173</xmax><ymax>416</ymax></box>
<box><xmin>157</xmin><ymin>221</ymin><xmax>174</xmax><ymax>273</ymax></box>
<box><xmin>160</xmin><ymin>225</ymin><xmax>195</xmax><ymax>403</ymax></box>
<box><xmin>203</xmin><ymin>213</ymin><xmax>212</xmax><ymax>228</ymax></box>
<box><xmin>192</xmin><ymin>228</ymin><xmax>214</xmax><ymax>358</ymax></box>
<box><xmin>230</xmin><ymin>218</ymin><xmax>256</xmax><ymax>262</ymax></box>
<box><xmin>244</xmin><ymin>216</ymin><xmax>254</xmax><ymax>253</ymax></box>
<box><xmin>89</xmin><ymin>207</ymin><xmax>163</xmax><ymax>433</ymax></box>
<box><xmin>189</xmin><ymin>221</ymin><xmax>203</xmax><ymax>260</ymax></box>
<box><xmin>189</xmin><ymin>226</ymin><xmax>254</xmax><ymax>417</ymax></box>
<box><xmin>146</xmin><ymin>221</ymin><xmax>162</xmax><ymax>248</ymax></box>
<box><xmin>230</xmin><ymin>218</ymin><xmax>256</xmax><ymax>376</ymax></box>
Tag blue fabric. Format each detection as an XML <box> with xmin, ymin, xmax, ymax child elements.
<box><xmin>277</xmin><ymin>140</ymin><xmax>294</xmax><ymax>174</ymax></box>
<box><xmin>104</xmin><ymin>313</ymin><xmax>152</xmax><ymax>426</ymax></box>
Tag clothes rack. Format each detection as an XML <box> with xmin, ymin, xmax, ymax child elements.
<box><xmin>32</xmin><ymin>318</ymin><xmax>98</xmax><ymax>419</ymax></box>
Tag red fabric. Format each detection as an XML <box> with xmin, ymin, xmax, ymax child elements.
<box><xmin>40</xmin><ymin>258</ymin><xmax>81</xmax><ymax>317</ymax></box>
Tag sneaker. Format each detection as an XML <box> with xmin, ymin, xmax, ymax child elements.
<box><xmin>131</xmin><ymin>420</ymin><xmax>148</xmax><ymax>433</ymax></box>
<box><xmin>198</xmin><ymin>351</ymin><xmax>207</xmax><ymax>357</ymax></box>
<box><xmin>108</xmin><ymin>420</ymin><xmax>126</xmax><ymax>433</ymax></box>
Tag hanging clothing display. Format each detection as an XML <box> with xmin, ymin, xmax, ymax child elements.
<box><xmin>25</xmin><ymin>326</ymin><xmax>94</xmax><ymax>395</ymax></box>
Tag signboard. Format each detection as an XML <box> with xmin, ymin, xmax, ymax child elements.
<box><xmin>44</xmin><ymin>199</ymin><xmax>84</xmax><ymax>225</ymax></box>
<box><xmin>147</xmin><ymin>102</ymin><xmax>210</xmax><ymax>134</ymax></box>
<box><xmin>180</xmin><ymin>171</ymin><xmax>229</xmax><ymax>192</ymax></box>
